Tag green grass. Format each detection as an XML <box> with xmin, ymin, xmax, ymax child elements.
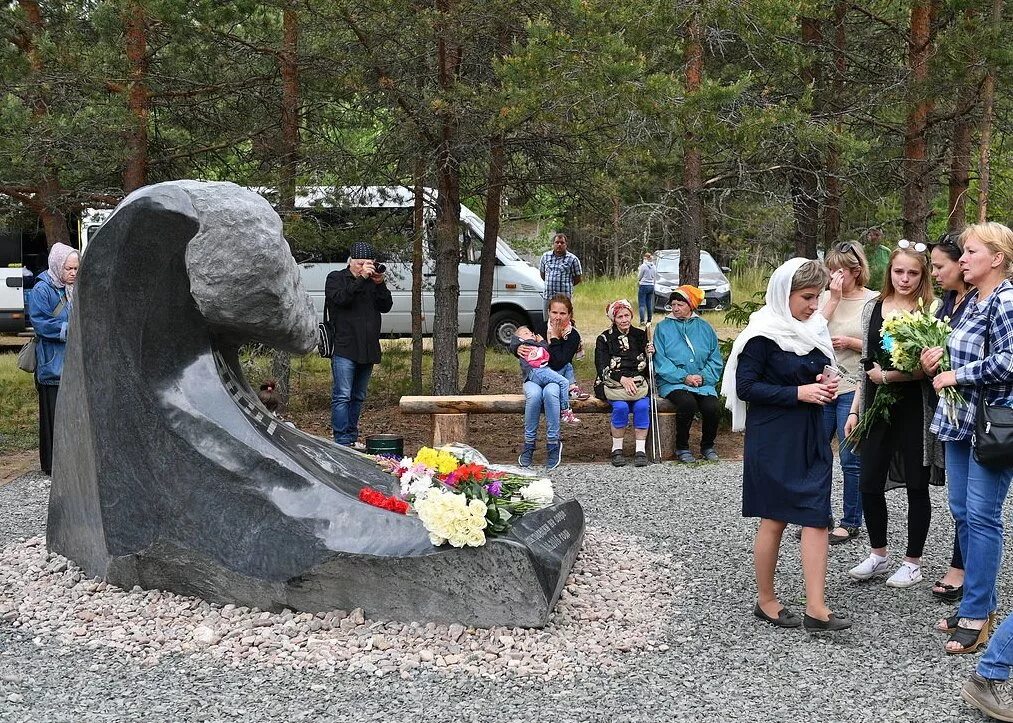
<box><xmin>0</xmin><ymin>353</ymin><xmax>39</xmax><ymax>454</ymax></box>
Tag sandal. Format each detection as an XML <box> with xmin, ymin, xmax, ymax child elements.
<box><xmin>936</xmin><ymin>612</ymin><xmax>960</xmax><ymax>633</ymax></box>
<box><xmin>931</xmin><ymin>581</ymin><xmax>964</xmax><ymax>603</ymax></box>
<box><xmin>946</xmin><ymin>618</ymin><xmax>992</xmax><ymax>655</ymax></box>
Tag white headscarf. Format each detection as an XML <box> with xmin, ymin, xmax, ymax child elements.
<box><xmin>721</xmin><ymin>258</ymin><xmax>835</xmax><ymax>431</ymax></box>
<box><xmin>46</xmin><ymin>242</ymin><xmax>79</xmax><ymax>301</ymax></box>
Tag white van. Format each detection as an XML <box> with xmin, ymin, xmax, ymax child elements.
<box><xmin>0</xmin><ymin>267</ymin><xmax>28</xmax><ymax>333</ymax></box>
<box><xmin>79</xmin><ymin>185</ymin><xmax>546</xmax><ymax>347</ymax></box>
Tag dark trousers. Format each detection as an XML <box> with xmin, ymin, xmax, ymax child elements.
<box><xmin>37</xmin><ymin>382</ymin><xmax>59</xmax><ymax>475</ymax></box>
<box><xmin>665</xmin><ymin>389</ymin><xmax>720</xmax><ymax>451</ymax></box>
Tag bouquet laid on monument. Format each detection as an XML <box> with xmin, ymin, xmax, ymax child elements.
<box><xmin>362</xmin><ymin>444</ymin><xmax>554</xmax><ymax>548</ymax></box>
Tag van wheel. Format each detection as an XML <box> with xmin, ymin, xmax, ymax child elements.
<box><xmin>488</xmin><ymin>310</ymin><xmax>526</xmax><ymax>349</ymax></box>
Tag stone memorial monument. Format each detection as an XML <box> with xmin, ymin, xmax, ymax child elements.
<box><xmin>47</xmin><ymin>181</ymin><xmax>584</xmax><ymax>627</ymax></box>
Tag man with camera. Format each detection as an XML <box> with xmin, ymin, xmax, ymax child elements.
<box><xmin>325</xmin><ymin>241</ymin><xmax>393</xmax><ymax>448</ymax></box>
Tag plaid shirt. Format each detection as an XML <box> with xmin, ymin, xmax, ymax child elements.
<box><xmin>539</xmin><ymin>250</ymin><xmax>582</xmax><ymax>299</ymax></box>
<box><xmin>931</xmin><ymin>279</ymin><xmax>1013</xmax><ymax>441</ymax></box>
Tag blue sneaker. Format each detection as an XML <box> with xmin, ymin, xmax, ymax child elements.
<box><xmin>545</xmin><ymin>441</ymin><xmax>562</xmax><ymax>470</ymax></box>
<box><xmin>518</xmin><ymin>443</ymin><xmax>535</xmax><ymax>468</ymax></box>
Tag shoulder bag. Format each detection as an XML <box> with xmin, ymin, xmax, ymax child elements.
<box><xmin>17</xmin><ymin>297</ymin><xmax>67</xmax><ymax>374</ymax></box>
<box><xmin>973</xmin><ymin>294</ymin><xmax>1013</xmax><ymax>468</ymax></box>
<box><xmin>603</xmin><ymin>375</ymin><xmax>649</xmax><ymax>402</ymax></box>
<box><xmin>317</xmin><ymin>304</ymin><xmax>335</xmax><ymax>358</ymax></box>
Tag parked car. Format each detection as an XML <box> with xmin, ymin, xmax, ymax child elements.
<box><xmin>0</xmin><ymin>267</ymin><xmax>29</xmax><ymax>333</ymax></box>
<box><xmin>652</xmin><ymin>249</ymin><xmax>732</xmax><ymax>311</ymax></box>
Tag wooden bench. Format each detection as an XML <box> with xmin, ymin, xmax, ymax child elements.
<box><xmin>399</xmin><ymin>394</ymin><xmax>681</xmax><ymax>460</ymax></box>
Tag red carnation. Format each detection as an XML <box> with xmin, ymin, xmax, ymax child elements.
<box><xmin>358</xmin><ymin>487</ymin><xmax>409</xmax><ymax>515</ymax></box>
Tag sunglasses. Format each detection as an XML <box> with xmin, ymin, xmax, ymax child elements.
<box><xmin>897</xmin><ymin>239</ymin><xmax>927</xmax><ymax>253</ymax></box>
<box><xmin>834</xmin><ymin>241</ymin><xmax>862</xmax><ymax>265</ymax></box>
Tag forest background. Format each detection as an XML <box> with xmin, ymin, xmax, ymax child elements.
<box><xmin>2</xmin><ymin>0</ymin><xmax>1011</xmax><ymax>398</ymax></box>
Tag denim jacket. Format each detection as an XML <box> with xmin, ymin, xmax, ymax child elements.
<box><xmin>28</xmin><ymin>271</ymin><xmax>70</xmax><ymax>385</ymax></box>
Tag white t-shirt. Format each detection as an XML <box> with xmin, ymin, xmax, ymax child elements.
<box><xmin>818</xmin><ymin>289</ymin><xmax>878</xmax><ymax>396</ymax></box>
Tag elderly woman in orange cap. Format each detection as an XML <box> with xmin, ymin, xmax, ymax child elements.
<box><xmin>653</xmin><ymin>285</ymin><xmax>724</xmax><ymax>462</ymax></box>
<box><xmin>593</xmin><ymin>298</ymin><xmax>654</xmax><ymax>467</ymax></box>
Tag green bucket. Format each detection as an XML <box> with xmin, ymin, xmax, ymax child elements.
<box><xmin>365</xmin><ymin>434</ymin><xmax>404</xmax><ymax>458</ymax></box>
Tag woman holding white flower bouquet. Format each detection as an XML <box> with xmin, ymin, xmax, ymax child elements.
<box><xmin>844</xmin><ymin>242</ymin><xmax>944</xmax><ymax>590</ymax></box>
<box><xmin>919</xmin><ymin>234</ymin><xmax>974</xmax><ymax>603</ymax></box>
<box><xmin>921</xmin><ymin>222</ymin><xmax>1013</xmax><ymax>663</ymax></box>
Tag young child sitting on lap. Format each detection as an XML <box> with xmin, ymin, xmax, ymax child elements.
<box><xmin>509</xmin><ymin>326</ymin><xmax>580</xmax><ymax>424</ymax></box>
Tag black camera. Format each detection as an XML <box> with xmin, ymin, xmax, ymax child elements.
<box><xmin>374</xmin><ymin>263</ymin><xmax>386</xmax><ymax>274</ymax></box>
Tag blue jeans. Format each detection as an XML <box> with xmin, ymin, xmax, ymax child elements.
<box><xmin>525</xmin><ymin>366</ymin><xmax>570</xmax><ymax>411</ymax></box>
<box><xmin>822</xmin><ymin>390</ymin><xmax>863</xmax><ymax>528</ymax></box>
<box><xmin>981</xmin><ymin>611</ymin><xmax>1013</xmax><ymax>680</ymax></box>
<box><xmin>946</xmin><ymin>439</ymin><xmax>1013</xmax><ymax>620</ymax></box>
<box><xmin>637</xmin><ymin>285</ymin><xmax>654</xmax><ymax>323</ymax></box>
<box><xmin>331</xmin><ymin>355</ymin><xmax>373</xmax><ymax>445</ymax></box>
<box><xmin>559</xmin><ymin>363</ymin><xmax>576</xmax><ymax>386</ymax></box>
<box><xmin>523</xmin><ymin>380</ymin><xmax>560</xmax><ymax>444</ymax></box>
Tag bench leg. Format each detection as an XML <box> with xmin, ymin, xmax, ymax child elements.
<box><xmin>648</xmin><ymin>412</ymin><xmax>676</xmax><ymax>461</ymax></box>
<box><xmin>432</xmin><ymin>413</ymin><xmax>468</xmax><ymax>447</ymax></box>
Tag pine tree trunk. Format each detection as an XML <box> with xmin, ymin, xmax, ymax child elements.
<box><xmin>123</xmin><ymin>1</ymin><xmax>149</xmax><ymax>193</ymax></box>
<box><xmin>823</xmin><ymin>3</ymin><xmax>847</xmax><ymax>248</ymax></box>
<box><xmin>947</xmin><ymin>90</ymin><xmax>974</xmax><ymax>233</ymax></box>
<box><xmin>792</xmin><ymin>16</ymin><xmax>822</xmax><ymax>260</ymax></box>
<box><xmin>681</xmin><ymin>10</ymin><xmax>703</xmax><ymax>286</ymax></box>
<box><xmin>432</xmin><ymin>0</ymin><xmax>462</xmax><ymax>395</ymax></box>
<box><xmin>901</xmin><ymin>1</ymin><xmax>934</xmax><ymax>244</ymax></box>
<box><xmin>410</xmin><ymin>167</ymin><xmax>425</xmax><ymax>395</ymax></box>
<box><xmin>977</xmin><ymin>0</ymin><xmax>1002</xmax><ymax>222</ymax></box>
<box><xmin>463</xmin><ymin>132</ymin><xmax>506</xmax><ymax>394</ymax></box>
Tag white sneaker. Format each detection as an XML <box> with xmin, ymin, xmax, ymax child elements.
<box><xmin>849</xmin><ymin>554</ymin><xmax>891</xmax><ymax>580</ymax></box>
<box><xmin>561</xmin><ymin>409</ymin><xmax>581</xmax><ymax>425</ymax></box>
<box><xmin>885</xmin><ymin>562</ymin><xmax>924</xmax><ymax>588</ymax></box>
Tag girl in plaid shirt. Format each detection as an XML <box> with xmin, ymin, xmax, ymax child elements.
<box><xmin>922</xmin><ymin>224</ymin><xmax>1013</xmax><ymax>678</ymax></box>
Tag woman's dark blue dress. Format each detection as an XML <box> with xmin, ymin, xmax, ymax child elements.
<box><xmin>737</xmin><ymin>336</ymin><xmax>832</xmax><ymax>527</ymax></box>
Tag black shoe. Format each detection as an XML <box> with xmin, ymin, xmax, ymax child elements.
<box><xmin>610</xmin><ymin>450</ymin><xmax>626</xmax><ymax>467</ymax></box>
<box><xmin>803</xmin><ymin>612</ymin><xmax>852</xmax><ymax>631</ymax></box>
<box><xmin>633</xmin><ymin>451</ymin><xmax>649</xmax><ymax>467</ymax></box>
<box><xmin>828</xmin><ymin>526</ymin><xmax>862</xmax><ymax>546</ymax></box>
<box><xmin>932</xmin><ymin>582</ymin><xmax>964</xmax><ymax>603</ymax></box>
<box><xmin>753</xmin><ymin>602</ymin><xmax>802</xmax><ymax>628</ymax></box>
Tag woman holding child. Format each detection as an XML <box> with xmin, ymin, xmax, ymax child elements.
<box><xmin>724</xmin><ymin>258</ymin><xmax>849</xmax><ymax>631</ymax></box>
<box><xmin>516</xmin><ymin>294</ymin><xmax>586</xmax><ymax>470</ymax></box>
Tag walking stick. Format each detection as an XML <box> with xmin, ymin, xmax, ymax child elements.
<box><xmin>646</xmin><ymin>322</ymin><xmax>662</xmax><ymax>462</ymax></box>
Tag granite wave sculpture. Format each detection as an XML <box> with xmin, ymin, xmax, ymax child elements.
<box><xmin>46</xmin><ymin>181</ymin><xmax>584</xmax><ymax>627</ymax></box>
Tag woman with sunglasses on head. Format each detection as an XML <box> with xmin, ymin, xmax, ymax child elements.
<box><xmin>819</xmin><ymin>242</ymin><xmax>878</xmax><ymax>545</ymax></box>
<box><xmin>922</xmin><ymin>223</ymin><xmax>1013</xmax><ymax>664</ymax></box>
<box><xmin>919</xmin><ymin>234</ymin><xmax>974</xmax><ymax>605</ymax></box>
<box><xmin>844</xmin><ymin>240</ymin><xmax>944</xmax><ymax>589</ymax></box>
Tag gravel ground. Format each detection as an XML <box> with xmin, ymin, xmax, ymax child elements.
<box><xmin>0</xmin><ymin>463</ymin><xmax>1002</xmax><ymax>722</ymax></box>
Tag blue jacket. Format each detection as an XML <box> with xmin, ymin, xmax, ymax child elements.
<box><xmin>653</xmin><ymin>315</ymin><xmax>723</xmax><ymax>398</ymax></box>
<box><xmin>28</xmin><ymin>271</ymin><xmax>70</xmax><ymax>385</ymax></box>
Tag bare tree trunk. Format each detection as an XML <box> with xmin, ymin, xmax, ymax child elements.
<box><xmin>410</xmin><ymin>165</ymin><xmax>425</xmax><ymax>394</ymax></box>
<box><xmin>271</xmin><ymin>1</ymin><xmax>302</xmax><ymax>409</ymax></box>
<box><xmin>13</xmin><ymin>1</ymin><xmax>70</xmax><ymax>246</ymax></box>
<box><xmin>123</xmin><ymin>1</ymin><xmax>150</xmax><ymax>193</ymax></box>
<box><xmin>463</xmin><ymin>132</ymin><xmax>506</xmax><ymax>393</ymax></box>
<box><xmin>791</xmin><ymin>16</ymin><xmax>822</xmax><ymax>259</ymax></box>
<box><xmin>431</xmin><ymin>0</ymin><xmax>462</xmax><ymax>395</ymax></box>
<box><xmin>977</xmin><ymin>0</ymin><xmax>1003</xmax><ymax>222</ymax></box>
<box><xmin>947</xmin><ymin>84</ymin><xmax>974</xmax><ymax>233</ymax></box>
<box><xmin>681</xmin><ymin>9</ymin><xmax>703</xmax><ymax>285</ymax></box>
<box><xmin>901</xmin><ymin>1</ymin><xmax>935</xmax><ymax>243</ymax></box>
<box><xmin>611</xmin><ymin>197</ymin><xmax>620</xmax><ymax>276</ymax></box>
<box><xmin>823</xmin><ymin>3</ymin><xmax>847</xmax><ymax>248</ymax></box>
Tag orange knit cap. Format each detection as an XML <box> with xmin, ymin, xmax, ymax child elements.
<box><xmin>670</xmin><ymin>285</ymin><xmax>705</xmax><ymax>311</ymax></box>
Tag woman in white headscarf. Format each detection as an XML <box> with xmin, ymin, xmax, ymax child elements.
<box><xmin>27</xmin><ymin>242</ymin><xmax>79</xmax><ymax>475</ymax></box>
<box><xmin>722</xmin><ymin>258</ymin><xmax>850</xmax><ymax>631</ymax></box>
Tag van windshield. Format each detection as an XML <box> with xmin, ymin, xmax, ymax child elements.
<box><xmin>286</xmin><ymin>207</ymin><xmax>414</xmax><ymax>264</ymax></box>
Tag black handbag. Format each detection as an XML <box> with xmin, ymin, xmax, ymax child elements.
<box><xmin>317</xmin><ymin>305</ymin><xmax>334</xmax><ymax>358</ymax></box>
<box><xmin>973</xmin><ymin>295</ymin><xmax>1013</xmax><ymax>468</ymax></box>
